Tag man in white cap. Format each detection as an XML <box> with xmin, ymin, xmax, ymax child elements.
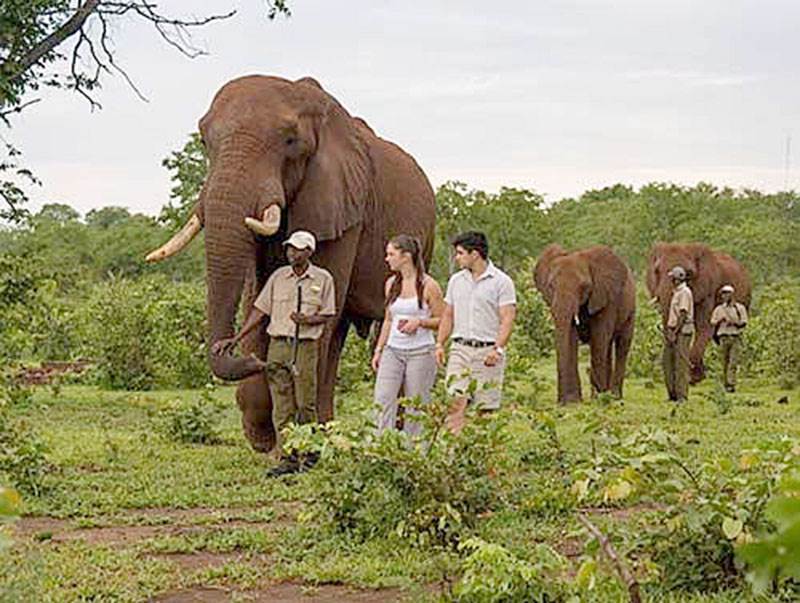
<box><xmin>212</xmin><ymin>230</ymin><xmax>336</xmax><ymax>476</ymax></box>
<box><xmin>662</xmin><ymin>266</ymin><xmax>694</xmax><ymax>402</ymax></box>
<box><xmin>710</xmin><ymin>284</ymin><xmax>748</xmax><ymax>392</ymax></box>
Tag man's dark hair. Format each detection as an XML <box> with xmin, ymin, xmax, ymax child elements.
<box><xmin>452</xmin><ymin>231</ymin><xmax>489</xmax><ymax>259</ymax></box>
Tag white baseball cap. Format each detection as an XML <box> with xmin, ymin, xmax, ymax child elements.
<box><xmin>283</xmin><ymin>230</ymin><xmax>316</xmax><ymax>252</ymax></box>
<box><xmin>720</xmin><ymin>284</ymin><xmax>734</xmax><ymax>293</ymax></box>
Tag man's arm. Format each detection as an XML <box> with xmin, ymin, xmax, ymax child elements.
<box><xmin>211</xmin><ymin>307</ymin><xmax>267</xmax><ymax>355</ymax></box>
<box><xmin>435</xmin><ymin>303</ymin><xmax>454</xmax><ymax>367</ymax></box>
<box><xmin>484</xmin><ymin>304</ymin><xmax>516</xmax><ymax>367</ymax></box>
<box><xmin>496</xmin><ymin>304</ymin><xmax>516</xmax><ymax>348</ymax></box>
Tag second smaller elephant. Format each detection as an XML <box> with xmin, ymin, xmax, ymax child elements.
<box><xmin>534</xmin><ymin>244</ymin><xmax>636</xmax><ymax>403</ymax></box>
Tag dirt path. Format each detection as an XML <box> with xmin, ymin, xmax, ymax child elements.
<box><xmin>152</xmin><ymin>583</ymin><xmax>402</xmax><ymax>602</ymax></box>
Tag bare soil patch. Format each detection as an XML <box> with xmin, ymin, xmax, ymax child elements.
<box><xmin>17</xmin><ymin>360</ymin><xmax>91</xmax><ymax>385</ymax></box>
<box><xmin>152</xmin><ymin>583</ymin><xmax>402</xmax><ymax>602</ymax></box>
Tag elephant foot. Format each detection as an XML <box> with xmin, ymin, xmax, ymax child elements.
<box><xmin>689</xmin><ymin>364</ymin><xmax>706</xmax><ymax>385</ymax></box>
<box><xmin>558</xmin><ymin>395</ymin><xmax>582</xmax><ymax>405</ymax></box>
<box><xmin>242</xmin><ymin>416</ymin><xmax>276</xmax><ymax>454</ymax></box>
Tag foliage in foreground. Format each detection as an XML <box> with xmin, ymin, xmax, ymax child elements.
<box><xmin>285</xmin><ymin>385</ymin><xmax>510</xmax><ymax>549</ymax></box>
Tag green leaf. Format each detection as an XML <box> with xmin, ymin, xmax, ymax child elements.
<box><xmin>722</xmin><ymin>517</ymin><xmax>743</xmax><ymax>540</ymax></box>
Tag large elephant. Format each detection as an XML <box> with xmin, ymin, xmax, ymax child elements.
<box><xmin>534</xmin><ymin>244</ymin><xmax>636</xmax><ymax>404</ymax></box>
<box><xmin>146</xmin><ymin>75</ymin><xmax>436</xmax><ymax>452</ymax></box>
<box><xmin>646</xmin><ymin>242</ymin><xmax>751</xmax><ymax>383</ymax></box>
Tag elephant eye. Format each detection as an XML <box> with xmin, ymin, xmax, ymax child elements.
<box><xmin>285</xmin><ymin>136</ymin><xmax>297</xmax><ymax>146</ymax></box>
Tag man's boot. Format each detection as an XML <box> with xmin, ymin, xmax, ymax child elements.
<box><xmin>265</xmin><ymin>451</ymin><xmax>301</xmax><ymax>478</ymax></box>
<box><xmin>299</xmin><ymin>451</ymin><xmax>320</xmax><ymax>472</ymax></box>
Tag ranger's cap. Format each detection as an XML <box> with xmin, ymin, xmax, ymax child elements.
<box><xmin>720</xmin><ymin>284</ymin><xmax>734</xmax><ymax>293</ymax></box>
<box><xmin>283</xmin><ymin>230</ymin><xmax>316</xmax><ymax>252</ymax></box>
<box><xmin>668</xmin><ymin>266</ymin><xmax>687</xmax><ymax>281</ymax></box>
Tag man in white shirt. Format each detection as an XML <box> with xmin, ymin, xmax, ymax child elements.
<box><xmin>436</xmin><ymin>231</ymin><xmax>517</xmax><ymax>434</ymax></box>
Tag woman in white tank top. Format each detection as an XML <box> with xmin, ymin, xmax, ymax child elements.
<box><xmin>372</xmin><ymin>235</ymin><xmax>444</xmax><ymax>438</ymax></box>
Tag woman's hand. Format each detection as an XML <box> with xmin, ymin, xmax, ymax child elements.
<box><xmin>371</xmin><ymin>349</ymin><xmax>383</xmax><ymax>372</ymax></box>
<box><xmin>398</xmin><ymin>317</ymin><xmax>421</xmax><ymax>334</ymax></box>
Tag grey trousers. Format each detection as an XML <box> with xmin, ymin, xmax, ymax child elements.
<box><xmin>374</xmin><ymin>345</ymin><xmax>437</xmax><ymax>437</ymax></box>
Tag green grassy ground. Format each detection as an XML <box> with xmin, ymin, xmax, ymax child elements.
<box><xmin>1</xmin><ymin>354</ymin><xmax>797</xmax><ymax>602</ymax></box>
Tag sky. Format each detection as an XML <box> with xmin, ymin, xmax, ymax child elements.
<box><xmin>10</xmin><ymin>0</ymin><xmax>800</xmax><ymax>217</ymax></box>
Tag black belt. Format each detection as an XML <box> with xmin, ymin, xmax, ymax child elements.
<box><xmin>453</xmin><ymin>337</ymin><xmax>495</xmax><ymax>348</ymax></box>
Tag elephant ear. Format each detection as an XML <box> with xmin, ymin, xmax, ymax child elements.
<box><xmin>587</xmin><ymin>247</ymin><xmax>615</xmax><ymax>315</ymax></box>
<box><xmin>534</xmin><ymin>244</ymin><xmax>564</xmax><ymax>299</ymax></box>
<box><xmin>645</xmin><ymin>244</ymin><xmax>663</xmax><ymax>296</ymax></box>
<box><xmin>288</xmin><ymin>79</ymin><xmax>373</xmax><ymax>242</ymax></box>
<box><xmin>688</xmin><ymin>243</ymin><xmax>719</xmax><ymax>301</ymax></box>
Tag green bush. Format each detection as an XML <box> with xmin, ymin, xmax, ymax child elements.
<box><xmin>453</xmin><ymin>538</ymin><xmax>567</xmax><ymax>602</ymax></box>
<box><xmin>336</xmin><ymin>331</ymin><xmax>373</xmax><ymax>395</ymax></box>
<box><xmin>626</xmin><ymin>288</ymin><xmax>663</xmax><ymax>380</ymax></box>
<box><xmin>285</xmin><ymin>384</ymin><xmax>510</xmax><ymax>548</ymax></box>
<box><xmin>0</xmin><ymin>403</ymin><xmax>49</xmax><ymax>496</ymax></box>
<box><xmin>158</xmin><ymin>386</ymin><xmax>223</xmax><ymax>445</ymax></box>
<box><xmin>739</xmin><ymin>281</ymin><xmax>800</xmax><ymax>387</ymax></box>
<box><xmin>511</xmin><ymin>262</ymin><xmax>553</xmax><ymax>360</ymax></box>
<box><xmin>79</xmin><ymin>276</ymin><xmax>209</xmax><ymax>390</ymax></box>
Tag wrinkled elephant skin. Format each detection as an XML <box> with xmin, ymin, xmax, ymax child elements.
<box><xmin>646</xmin><ymin>242</ymin><xmax>751</xmax><ymax>385</ymax></box>
<box><xmin>155</xmin><ymin>75</ymin><xmax>436</xmax><ymax>452</ymax></box>
<box><xmin>534</xmin><ymin>245</ymin><xmax>636</xmax><ymax>404</ymax></box>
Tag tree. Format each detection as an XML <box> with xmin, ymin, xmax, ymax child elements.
<box><xmin>0</xmin><ymin>1</ymin><xmax>290</xmax><ymax>221</ymax></box>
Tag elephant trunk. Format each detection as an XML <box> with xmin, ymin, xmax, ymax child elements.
<box><xmin>553</xmin><ymin>300</ymin><xmax>582</xmax><ymax>403</ymax></box>
<box><xmin>202</xmin><ymin>156</ymin><xmax>286</xmax><ymax>381</ymax></box>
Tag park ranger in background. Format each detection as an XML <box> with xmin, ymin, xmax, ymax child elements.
<box><xmin>710</xmin><ymin>284</ymin><xmax>748</xmax><ymax>392</ymax></box>
<box><xmin>663</xmin><ymin>266</ymin><xmax>694</xmax><ymax>403</ymax></box>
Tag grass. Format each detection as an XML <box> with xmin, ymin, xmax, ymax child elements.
<box><xmin>1</xmin><ymin>353</ymin><xmax>797</xmax><ymax>602</ymax></box>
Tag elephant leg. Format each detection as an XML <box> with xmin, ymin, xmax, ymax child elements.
<box><xmin>690</xmin><ymin>325</ymin><xmax>712</xmax><ymax>384</ymax></box>
<box><xmin>589</xmin><ymin>322</ymin><xmax>613</xmax><ymax>394</ymax></box>
<box><xmin>317</xmin><ymin>315</ymin><xmax>351</xmax><ymax>423</ymax></box>
<box><xmin>236</xmin><ymin>373</ymin><xmax>276</xmax><ymax>453</ymax></box>
<box><xmin>611</xmin><ymin>317</ymin><xmax>634</xmax><ymax>398</ymax></box>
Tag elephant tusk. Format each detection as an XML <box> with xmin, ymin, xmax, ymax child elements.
<box><xmin>244</xmin><ymin>205</ymin><xmax>281</xmax><ymax>237</ymax></box>
<box><xmin>145</xmin><ymin>215</ymin><xmax>202</xmax><ymax>263</ymax></box>
<box><xmin>649</xmin><ymin>296</ymin><xmax>659</xmax><ymax>305</ymax></box>
<box><xmin>573</xmin><ymin>314</ymin><xmax>580</xmax><ymax>327</ymax></box>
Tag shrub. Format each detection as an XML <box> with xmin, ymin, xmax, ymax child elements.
<box><xmin>158</xmin><ymin>385</ymin><xmax>223</xmax><ymax>445</ymax></box>
<box><xmin>740</xmin><ymin>281</ymin><xmax>800</xmax><ymax>387</ymax></box>
<box><xmin>285</xmin><ymin>383</ymin><xmax>510</xmax><ymax>548</ymax></box>
<box><xmin>0</xmin><ymin>403</ymin><xmax>49</xmax><ymax>496</ymax></box>
<box><xmin>626</xmin><ymin>288</ymin><xmax>663</xmax><ymax>380</ymax></box>
<box><xmin>79</xmin><ymin>276</ymin><xmax>209</xmax><ymax>390</ymax></box>
<box><xmin>453</xmin><ymin>538</ymin><xmax>567</xmax><ymax>602</ymax></box>
<box><xmin>336</xmin><ymin>331</ymin><xmax>373</xmax><ymax>395</ymax></box>
<box><xmin>511</xmin><ymin>261</ymin><xmax>553</xmax><ymax>360</ymax></box>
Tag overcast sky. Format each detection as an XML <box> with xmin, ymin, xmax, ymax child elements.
<box><xmin>11</xmin><ymin>0</ymin><xmax>800</xmax><ymax>216</ymax></box>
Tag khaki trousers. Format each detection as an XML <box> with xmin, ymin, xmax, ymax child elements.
<box><xmin>663</xmin><ymin>333</ymin><xmax>692</xmax><ymax>401</ymax></box>
<box><xmin>265</xmin><ymin>338</ymin><xmax>319</xmax><ymax>454</ymax></box>
<box><xmin>719</xmin><ymin>335</ymin><xmax>741</xmax><ymax>389</ymax></box>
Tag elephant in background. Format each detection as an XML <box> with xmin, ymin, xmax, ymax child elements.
<box><xmin>646</xmin><ymin>242</ymin><xmax>751</xmax><ymax>384</ymax></box>
<box><xmin>146</xmin><ymin>75</ymin><xmax>436</xmax><ymax>452</ymax></box>
<box><xmin>534</xmin><ymin>244</ymin><xmax>636</xmax><ymax>404</ymax></box>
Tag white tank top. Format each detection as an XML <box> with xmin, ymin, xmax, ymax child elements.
<box><xmin>387</xmin><ymin>295</ymin><xmax>435</xmax><ymax>350</ymax></box>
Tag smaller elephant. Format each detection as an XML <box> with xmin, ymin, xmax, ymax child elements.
<box><xmin>534</xmin><ymin>244</ymin><xmax>636</xmax><ymax>403</ymax></box>
<box><xmin>646</xmin><ymin>242</ymin><xmax>751</xmax><ymax>383</ymax></box>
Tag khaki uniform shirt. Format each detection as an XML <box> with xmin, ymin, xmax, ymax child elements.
<box><xmin>667</xmin><ymin>283</ymin><xmax>695</xmax><ymax>334</ymax></box>
<box><xmin>711</xmin><ymin>302</ymin><xmax>748</xmax><ymax>336</ymax></box>
<box><xmin>254</xmin><ymin>263</ymin><xmax>336</xmax><ymax>340</ymax></box>
<box><xmin>444</xmin><ymin>261</ymin><xmax>517</xmax><ymax>343</ymax></box>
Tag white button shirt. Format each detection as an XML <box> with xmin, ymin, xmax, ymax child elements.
<box><xmin>444</xmin><ymin>262</ymin><xmax>517</xmax><ymax>343</ymax></box>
